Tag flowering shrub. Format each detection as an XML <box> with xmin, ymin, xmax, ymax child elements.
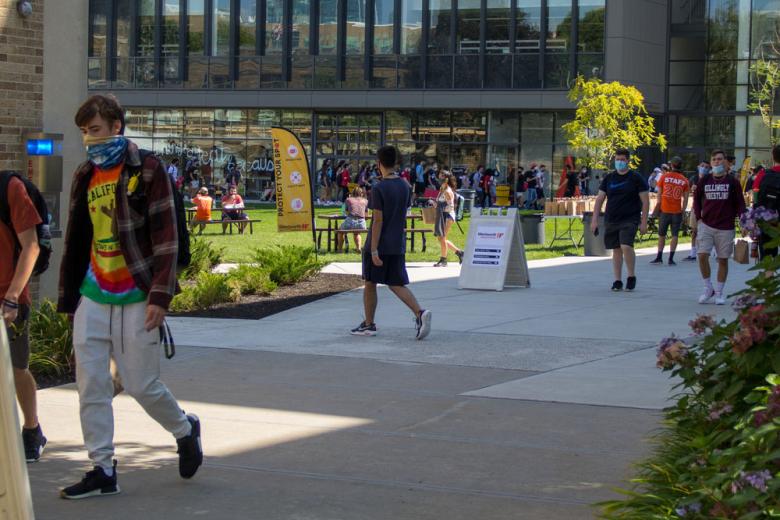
<box><xmin>739</xmin><ymin>206</ymin><xmax>778</xmax><ymax>241</ymax></box>
<box><xmin>600</xmin><ymin>255</ymin><xmax>780</xmax><ymax>519</ymax></box>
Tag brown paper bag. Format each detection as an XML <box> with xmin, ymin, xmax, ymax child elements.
<box><xmin>566</xmin><ymin>201</ymin><xmax>575</xmax><ymax>216</ymax></box>
<box><xmin>421</xmin><ymin>206</ymin><xmax>436</xmax><ymax>225</ymax></box>
<box><xmin>734</xmin><ymin>239</ymin><xmax>749</xmax><ymax>264</ymax></box>
<box><xmin>558</xmin><ymin>201</ymin><xmax>567</xmax><ymax>215</ymax></box>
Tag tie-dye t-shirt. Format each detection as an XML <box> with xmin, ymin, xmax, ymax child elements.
<box><xmin>79</xmin><ymin>163</ymin><xmax>147</xmax><ymax>305</ymax></box>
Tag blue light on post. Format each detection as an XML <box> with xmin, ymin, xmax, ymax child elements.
<box><xmin>26</xmin><ymin>139</ymin><xmax>54</xmax><ymax>156</ymax></box>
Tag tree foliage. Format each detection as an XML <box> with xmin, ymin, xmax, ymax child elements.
<box><xmin>563</xmin><ymin>76</ymin><xmax>666</xmax><ymax>170</ymax></box>
<box><xmin>748</xmin><ymin>58</ymin><xmax>780</xmax><ymax>147</ymax></box>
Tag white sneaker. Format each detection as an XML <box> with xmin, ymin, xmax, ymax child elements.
<box><xmin>415</xmin><ymin>309</ymin><xmax>432</xmax><ymax>340</ymax></box>
<box><xmin>715</xmin><ymin>293</ymin><xmax>726</xmax><ymax>305</ymax></box>
<box><xmin>698</xmin><ymin>288</ymin><xmax>715</xmax><ymax>304</ymax></box>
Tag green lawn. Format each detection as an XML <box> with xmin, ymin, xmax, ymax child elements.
<box><xmin>195</xmin><ymin>204</ymin><xmax>690</xmax><ymax>264</ymax></box>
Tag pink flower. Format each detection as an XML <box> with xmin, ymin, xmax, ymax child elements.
<box><xmin>689</xmin><ymin>314</ymin><xmax>716</xmax><ymax>335</ymax></box>
<box><xmin>708</xmin><ymin>402</ymin><xmax>734</xmax><ymax>421</ymax></box>
<box><xmin>731</xmin><ymin>328</ymin><xmax>754</xmax><ymax>354</ymax></box>
<box><xmin>656</xmin><ymin>336</ymin><xmax>688</xmax><ymax>369</ymax></box>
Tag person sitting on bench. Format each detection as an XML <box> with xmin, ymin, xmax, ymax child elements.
<box><xmin>220</xmin><ymin>185</ymin><xmax>249</xmax><ymax>234</ymax></box>
<box><xmin>190</xmin><ymin>187</ymin><xmax>212</xmax><ymax>234</ymax></box>
<box><xmin>337</xmin><ymin>186</ymin><xmax>368</xmax><ymax>252</ymax></box>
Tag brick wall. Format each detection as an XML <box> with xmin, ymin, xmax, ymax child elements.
<box><xmin>0</xmin><ymin>0</ymin><xmax>44</xmax><ymax>171</ymax></box>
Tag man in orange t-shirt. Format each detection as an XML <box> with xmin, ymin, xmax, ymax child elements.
<box><xmin>189</xmin><ymin>187</ymin><xmax>212</xmax><ymax>234</ymax></box>
<box><xmin>651</xmin><ymin>156</ymin><xmax>690</xmax><ymax>265</ymax></box>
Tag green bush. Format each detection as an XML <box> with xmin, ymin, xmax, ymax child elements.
<box><xmin>254</xmin><ymin>245</ymin><xmax>323</xmax><ymax>286</ymax></box>
<box><xmin>26</xmin><ymin>300</ymin><xmax>74</xmax><ymax>378</ymax></box>
<box><xmin>599</xmin><ymin>242</ymin><xmax>780</xmax><ymax>518</ymax></box>
<box><xmin>170</xmin><ymin>271</ymin><xmax>239</xmax><ymax>312</ymax></box>
<box><xmin>182</xmin><ymin>235</ymin><xmax>224</xmax><ymax>281</ymax></box>
<box><xmin>226</xmin><ymin>264</ymin><xmax>277</xmax><ymax>296</ymax></box>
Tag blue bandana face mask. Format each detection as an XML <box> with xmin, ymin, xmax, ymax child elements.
<box><xmin>84</xmin><ymin>135</ymin><xmax>128</xmax><ymax>168</ymax></box>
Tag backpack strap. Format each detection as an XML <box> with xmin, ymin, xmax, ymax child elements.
<box><xmin>0</xmin><ymin>172</ymin><xmax>13</xmax><ymax>227</ymax></box>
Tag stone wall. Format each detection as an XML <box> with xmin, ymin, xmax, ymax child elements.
<box><xmin>0</xmin><ymin>0</ymin><xmax>44</xmax><ymax>171</ymax></box>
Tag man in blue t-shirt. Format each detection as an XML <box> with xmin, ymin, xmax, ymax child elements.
<box><xmin>351</xmin><ymin>146</ymin><xmax>432</xmax><ymax>340</ymax></box>
<box><xmin>590</xmin><ymin>148</ymin><xmax>650</xmax><ymax>292</ymax></box>
<box><xmin>413</xmin><ymin>160</ymin><xmax>426</xmax><ymax>204</ymax></box>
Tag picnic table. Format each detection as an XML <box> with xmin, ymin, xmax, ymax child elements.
<box><xmin>316</xmin><ymin>212</ymin><xmax>429</xmax><ymax>253</ymax></box>
<box><xmin>546</xmin><ymin>214</ymin><xmax>584</xmax><ymax>250</ymax></box>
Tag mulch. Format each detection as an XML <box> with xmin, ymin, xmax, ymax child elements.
<box><xmin>169</xmin><ymin>272</ymin><xmax>364</xmax><ymax>320</ymax></box>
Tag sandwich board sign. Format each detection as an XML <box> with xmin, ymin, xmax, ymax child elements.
<box><xmin>458</xmin><ymin>207</ymin><xmax>530</xmax><ymax>291</ymax></box>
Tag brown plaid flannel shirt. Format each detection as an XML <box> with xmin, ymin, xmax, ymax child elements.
<box><xmin>58</xmin><ymin>140</ymin><xmax>179</xmax><ymax>313</ymax></box>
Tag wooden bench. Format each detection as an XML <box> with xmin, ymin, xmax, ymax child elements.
<box><xmin>329</xmin><ymin>228</ymin><xmax>433</xmax><ymax>253</ymax></box>
<box><xmin>190</xmin><ymin>219</ymin><xmax>261</xmax><ymax>235</ymax></box>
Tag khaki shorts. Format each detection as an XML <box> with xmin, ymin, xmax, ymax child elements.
<box><xmin>697</xmin><ymin>222</ymin><xmax>735</xmax><ymax>259</ymax></box>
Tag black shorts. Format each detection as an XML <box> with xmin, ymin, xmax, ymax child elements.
<box><xmin>414</xmin><ymin>182</ymin><xmax>426</xmax><ymax>195</ymax></box>
<box><xmin>362</xmin><ymin>252</ymin><xmax>409</xmax><ymax>286</ymax></box>
<box><xmin>658</xmin><ymin>212</ymin><xmax>683</xmax><ymax>237</ymax></box>
<box><xmin>604</xmin><ymin>220</ymin><xmax>639</xmax><ymax>249</ymax></box>
<box><xmin>6</xmin><ymin>304</ymin><xmax>30</xmax><ymax>370</ymax></box>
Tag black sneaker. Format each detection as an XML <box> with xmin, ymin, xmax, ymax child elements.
<box><xmin>61</xmin><ymin>461</ymin><xmax>120</xmax><ymax>499</ymax></box>
<box><xmin>626</xmin><ymin>276</ymin><xmax>637</xmax><ymax>291</ymax></box>
<box><xmin>649</xmin><ymin>257</ymin><xmax>663</xmax><ymax>265</ymax></box>
<box><xmin>415</xmin><ymin>309</ymin><xmax>432</xmax><ymax>340</ymax></box>
<box><xmin>668</xmin><ymin>258</ymin><xmax>677</xmax><ymax>266</ymax></box>
<box><xmin>611</xmin><ymin>280</ymin><xmax>623</xmax><ymax>291</ymax></box>
<box><xmin>350</xmin><ymin>321</ymin><xmax>377</xmax><ymax>336</ymax></box>
<box><xmin>177</xmin><ymin>414</ymin><xmax>203</xmax><ymax>479</ymax></box>
<box><xmin>433</xmin><ymin>258</ymin><xmax>448</xmax><ymax>267</ymax></box>
<box><xmin>683</xmin><ymin>255</ymin><xmax>697</xmax><ymax>262</ymax></box>
<box><xmin>22</xmin><ymin>425</ymin><xmax>46</xmax><ymax>463</ymax></box>
<box><xmin>455</xmin><ymin>250</ymin><xmax>464</xmax><ymax>264</ymax></box>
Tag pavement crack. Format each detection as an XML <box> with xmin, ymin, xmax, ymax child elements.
<box><xmin>396</xmin><ymin>400</ymin><xmax>470</xmax><ymax>432</ymax></box>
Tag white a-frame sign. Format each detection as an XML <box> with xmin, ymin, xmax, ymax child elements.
<box><xmin>458</xmin><ymin>207</ymin><xmax>530</xmax><ymax>291</ymax></box>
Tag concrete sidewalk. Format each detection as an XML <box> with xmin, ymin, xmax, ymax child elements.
<box><xmin>26</xmin><ymin>246</ymin><xmax>755</xmax><ymax>519</ymax></box>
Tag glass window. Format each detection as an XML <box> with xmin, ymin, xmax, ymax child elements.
<box><xmin>346</xmin><ymin>0</ymin><xmax>366</xmax><ymax>54</ymax></box>
<box><xmin>452</xmin><ymin>111</ymin><xmax>487</xmax><ymax>142</ymax></box>
<box><xmin>292</xmin><ymin>0</ymin><xmax>310</xmax><ymax>54</ymax></box>
<box><xmin>429</xmin><ymin>0</ymin><xmax>453</xmax><ymax>54</ymax></box>
<box><xmin>707</xmin><ymin>116</ymin><xmax>736</xmax><ymax>148</ymax></box>
<box><xmin>516</xmin><ymin>0</ymin><xmax>541</xmax><ymax>52</ymax></box>
<box><xmin>577</xmin><ymin>0</ymin><xmax>605</xmax><ymax>53</ymax></box>
<box><xmin>116</xmin><ymin>0</ymin><xmax>132</xmax><ymax>57</ymax></box>
<box><xmin>546</xmin><ymin>0</ymin><xmax>571</xmax><ymax>52</ymax></box>
<box><xmin>374</xmin><ymin>0</ymin><xmax>395</xmax><ymax>54</ymax></box>
<box><xmin>486</xmin><ymin>0</ymin><xmax>511</xmax><ymax>54</ymax></box>
<box><xmin>401</xmin><ymin>0</ymin><xmax>423</xmax><ymax>54</ymax></box>
<box><xmin>239</xmin><ymin>0</ymin><xmax>257</xmax><ymax>55</ymax></box>
<box><xmin>457</xmin><ymin>0</ymin><xmax>481</xmax><ymax>54</ymax></box>
<box><xmin>417</xmin><ymin>111</ymin><xmax>452</xmax><ymax>142</ymax></box>
<box><xmin>154</xmin><ymin>110</ymin><xmax>184</xmax><ymax>138</ymax></box>
<box><xmin>214</xmin><ymin>109</ymin><xmax>247</xmax><ymax>138</ymax></box>
<box><xmin>183</xmin><ymin>110</ymin><xmax>214</xmax><ymax>137</ymax></box>
<box><xmin>265</xmin><ymin>0</ymin><xmax>284</xmax><ymax>54</ymax></box>
<box><xmin>386</xmin><ymin>111</ymin><xmax>416</xmax><ymax>142</ymax></box>
<box><xmin>319</xmin><ymin>0</ymin><xmax>338</xmax><ymax>54</ymax></box>
<box><xmin>521</xmin><ymin>112</ymin><xmax>553</xmax><ymax>143</ymax></box>
<box><xmin>90</xmin><ymin>0</ymin><xmax>109</xmax><ymax>56</ymax></box>
<box><xmin>212</xmin><ymin>0</ymin><xmax>231</xmax><ymax>56</ymax></box>
<box><xmin>489</xmin><ymin>112</ymin><xmax>519</xmax><ymax>142</ymax></box>
<box><xmin>188</xmin><ymin>0</ymin><xmax>205</xmax><ymax>55</ymax></box>
<box><xmin>752</xmin><ymin>0</ymin><xmax>780</xmax><ymax>58</ymax></box>
<box><xmin>163</xmin><ymin>0</ymin><xmax>180</xmax><ymax>57</ymax></box>
<box><xmin>708</xmin><ymin>0</ymin><xmax>738</xmax><ymax>59</ymax></box>
<box><xmin>124</xmin><ymin>108</ymin><xmax>154</xmax><ymax>137</ymax></box>
<box><xmin>137</xmin><ymin>0</ymin><xmax>156</xmax><ymax>57</ymax></box>
<box><xmin>247</xmin><ymin>109</ymin><xmax>280</xmax><ymax>139</ymax></box>
<box><xmin>676</xmin><ymin>116</ymin><xmax>706</xmax><ymax>147</ymax></box>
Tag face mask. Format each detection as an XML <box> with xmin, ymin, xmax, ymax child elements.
<box><xmin>614</xmin><ymin>160</ymin><xmax>628</xmax><ymax>171</ymax></box>
<box><xmin>712</xmin><ymin>164</ymin><xmax>725</xmax><ymax>175</ymax></box>
<box><xmin>698</xmin><ymin>166</ymin><xmax>708</xmax><ymax>175</ymax></box>
<box><xmin>85</xmin><ymin>135</ymin><xmax>127</xmax><ymax>168</ymax></box>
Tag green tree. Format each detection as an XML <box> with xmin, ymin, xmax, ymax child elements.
<box><xmin>562</xmin><ymin>75</ymin><xmax>667</xmax><ymax>170</ymax></box>
<box><xmin>748</xmin><ymin>58</ymin><xmax>780</xmax><ymax>147</ymax></box>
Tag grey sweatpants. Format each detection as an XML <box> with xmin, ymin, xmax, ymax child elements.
<box><xmin>73</xmin><ymin>298</ymin><xmax>191</xmax><ymax>471</ymax></box>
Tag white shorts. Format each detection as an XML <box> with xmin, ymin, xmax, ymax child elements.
<box><xmin>697</xmin><ymin>222</ymin><xmax>735</xmax><ymax>259</ymax></box>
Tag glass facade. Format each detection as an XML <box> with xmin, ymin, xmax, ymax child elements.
<box><xmin>128</xmin><ymin>108</ymin><xmax>575</xmax><ymax>198</ymax></box>
<box><xmin>668</xmin><ymin>0</ymin><xmax>768</xmax><ymax>168</ymax></box>
<box><xmin>89</xmin><ymin>0</ymin><xmax>606</xmax><ymax>90</ymax></box>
